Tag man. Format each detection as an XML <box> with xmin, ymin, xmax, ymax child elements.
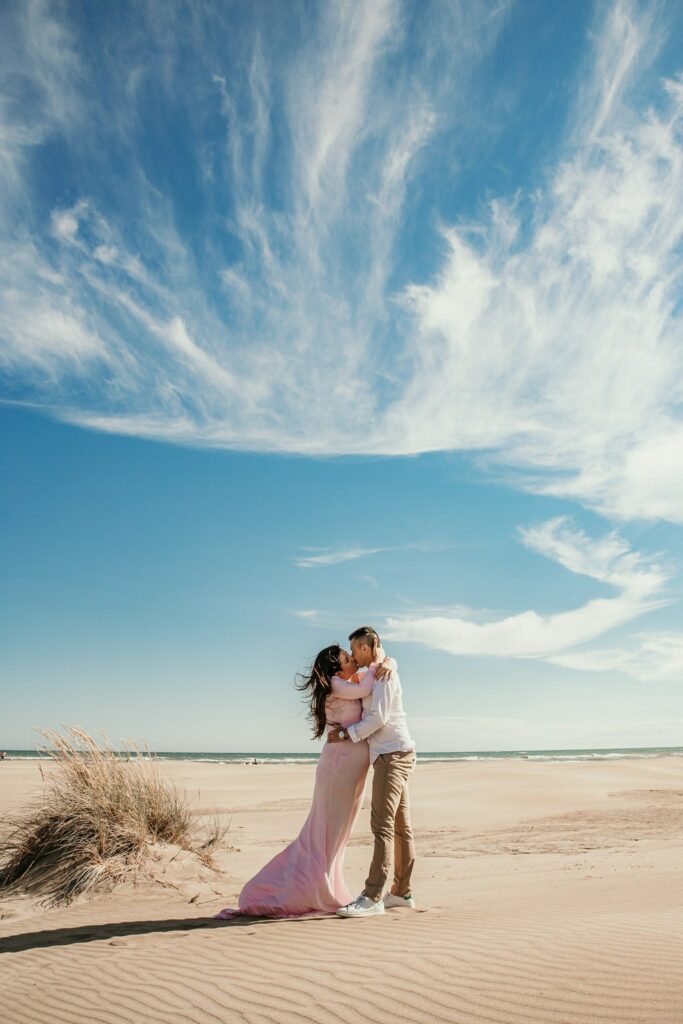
<box><xmin>328</xmin><ymin>625</ymin><xmax>416</xmax><ymax>917</ymax></box>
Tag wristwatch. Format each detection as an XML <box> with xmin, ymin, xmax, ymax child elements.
<box><xmin>338</xmin><ymin>729</ymin><xmax>346</xmax><ymax>739</ymax></box>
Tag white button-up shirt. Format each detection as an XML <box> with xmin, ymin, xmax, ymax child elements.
<box><xmin>346</xmin><ymin>662</ymin><xmax>415</xmax><ymax>764</ymax></box>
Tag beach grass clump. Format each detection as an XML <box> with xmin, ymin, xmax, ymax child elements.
<box><xmin>0</xmin><ymin>725</ymin><xmax>226</xmax><ymax>907</ymax></box>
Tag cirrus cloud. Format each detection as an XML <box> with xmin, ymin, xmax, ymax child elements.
<box><xmin>0</xmin><ymin>1</ymin><xmax>682</xmax><ymax>533</ymax></box>
<box><xmin>383</xmin><ymin>516</ymin><xmax>672</xmax><ymax>661</ymax></box>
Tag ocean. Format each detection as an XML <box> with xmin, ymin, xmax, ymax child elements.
<box><xmin>3</xmin><ymin>746</ymin><xmax>683</xmax><ymax>764</ymax></box>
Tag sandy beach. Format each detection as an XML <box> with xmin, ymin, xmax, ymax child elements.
<box><xmin>1</xmin><ymin>755</ymin><xmax>683</xmax><ymax>1023</ymax></box>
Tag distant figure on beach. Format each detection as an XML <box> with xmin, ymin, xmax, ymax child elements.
<box><xmin>0</xmin><ymin>751</ymin><xmax>6</xmax><ymax>760</ymax></box>
<box><xmin>214</xmin><ymin>626</ymin><xmax>414</xmax><ymax>919</ymax></box>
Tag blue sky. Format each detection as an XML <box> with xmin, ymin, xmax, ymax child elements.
<box><xmin>1</xmin><ymin>0</ymin><xmax>682</xmax><ymax>752</ymax></box>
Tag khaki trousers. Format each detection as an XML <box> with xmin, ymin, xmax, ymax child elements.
<box><xmin>364</xmin><ymin>749</ymin><xmax>416</xmax><ymax>901</ymax></box>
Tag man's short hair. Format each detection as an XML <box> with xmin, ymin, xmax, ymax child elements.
<box><xmin>348</xmin><ymin>625</ymin><xmax>380</xmax><ymax>649</ymax></box>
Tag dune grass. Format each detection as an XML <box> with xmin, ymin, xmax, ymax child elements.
<box><xmin>0</xmin><ymin>726</ymin><xmax>227</xmax><ymax>907</ymax></box>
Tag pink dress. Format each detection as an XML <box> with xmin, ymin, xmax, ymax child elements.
<box><xmin>214</xmin><ymin>671</ymin><xmax>374</xmax><ymax>918</ymax></box>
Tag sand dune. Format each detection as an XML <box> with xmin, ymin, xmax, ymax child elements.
<box><xmin>2</xmin><ymin>757</ymin><xmax>683</xmax><ymax>1023</ymax></box>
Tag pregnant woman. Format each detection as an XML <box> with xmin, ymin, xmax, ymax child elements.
<box><xmin>214</xmin><ymin>644</ymin><xmax>393</xmax><ymax>918</ymax></box>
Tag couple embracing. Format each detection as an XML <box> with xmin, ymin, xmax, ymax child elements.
<box><xmin>215</xmin><ymin>626</ymin><xmax>416</xmax><ymax>920</ymax></box>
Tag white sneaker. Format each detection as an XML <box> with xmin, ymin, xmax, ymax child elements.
<box><xmin>383</xmin><ymin>892</ymin><xmax>416</xmax><ymax>909</ymax></box>
<box><xmin>336</xmin><ymin>894</ymin><xmax>385</xmax><ymax>918</ymax></box>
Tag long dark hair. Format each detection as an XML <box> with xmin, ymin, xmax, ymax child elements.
<box><xmin>295</xmin><ymin>645</ymin><xmax>342</xmax><ymax>739</ymax></box>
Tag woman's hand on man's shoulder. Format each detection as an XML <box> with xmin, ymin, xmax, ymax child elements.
<box><xmin>374</xmin><ymin>656</ymin><xmax>397</xmax><ymax>680</ymax></box>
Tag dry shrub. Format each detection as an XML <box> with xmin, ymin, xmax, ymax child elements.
<box><xmin>0</xmin><ymin>726</ymin><xmax>229</xmax><ymax>907</ymax></box>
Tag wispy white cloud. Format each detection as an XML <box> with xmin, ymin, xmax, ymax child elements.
<box><xmin>549</xmin><ymin>632</ymin><xmax>683</xmax><ymax>683</ymax></box>
<box><xmin>353</xmin><ymin>573</ymin><xmax>380</xmax><ymax>590</ymax></box>
<box><xmin>0</xmin><ymin>0</ymin><xmax>508</xmax><ymax>448</ymax></box>
<box><xmin>570</xmin><ymin>0</ymin><xmax>664</xmax><ymax>145</ymax></box>
<box><xmin>0</xmin><ymin>0</ymin><xmax>83</xmax><ymax>220</ymax></box>
<box><xmin>295</xmin><ymin>546</ymin><xmax>389</xmax><ymax>569</ymax></box>
<box><xmin>293</xmin><ymin>541</ymin><xmax>443</xmax><ymax>568</ymax></box>
<box><xmin>0</xmin><ymin>236</ymin><xmax>112</xmax><ymax>375</ymax></box>
<box><xmin>289</xmin><ymin>609</ymin><xmax>349</xmax><ymax>632</ymax></box>
<box><xmin>385</xmin><ymin>4</ymin><xmax>683</xmax><ymax>523</ymax></box>
<box><xmin>1</xmin><ymin>0</ymin><xmax>682</xmax><ymax>531</ymax></box>
<box><xmin>288</xmin><ymin>0</ymin><xmax>400</xmax><ymax>216</ymax></box>
<box><xmin>517</xmin><ymin>517</ymin><xmax>667</xmax><ymax>597</ymax></box>
<box><xmin>384</xmin><ymin>516</ymin><xmax>671</xmax><ymax>661</ymax></box>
